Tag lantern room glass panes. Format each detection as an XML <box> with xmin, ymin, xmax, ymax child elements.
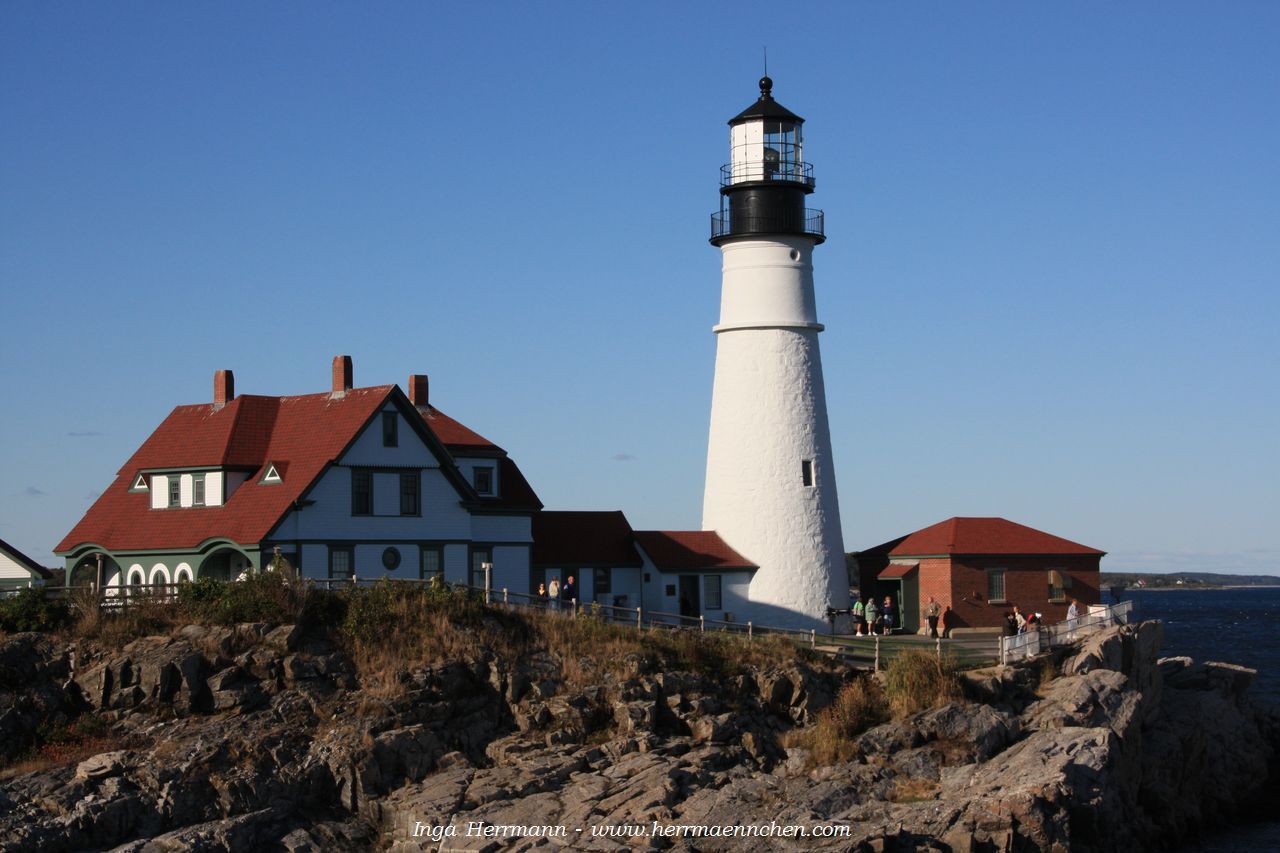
<box><xmin>728</xmin><ymin>120</ymin><xmax>805</xmax><ymax>185</ymax></box>
<box><xmin>762</xmin><ymin>122</ymin><xmax>801</xmax><ymax>179</ymax></box>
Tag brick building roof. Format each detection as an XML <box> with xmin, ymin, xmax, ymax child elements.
<box><xmin>875</xmin><ymin>517</ymin><xmax>1105</xmax><ymax>557</ymax></box>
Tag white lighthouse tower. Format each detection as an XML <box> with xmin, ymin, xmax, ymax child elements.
<box><xmin>702</xmin><ymin>77</ymin><xmax>850</xmax><ymax>630</ymax></box>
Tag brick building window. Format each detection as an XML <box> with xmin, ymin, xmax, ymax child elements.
<box><xmin>1048</xmin><ymin>569</ymin><xmax>1070</xmax><ymax>602</ymax></box>
<box><xmin>986</xmin><ymin>568</ymin><xmax>1006</xmax><ymax>603</ymax></box>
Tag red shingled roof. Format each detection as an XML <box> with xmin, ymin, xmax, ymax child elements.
<box><xmin>879</xmin><ymin>562</ymin><xmax>918</xmax><ymax>579</ymax></box>
<box><xmin>532</xmin><ymin>511</ymin><xmax>642</xmax><ymax>567</ymax></box>
<box><xmin>888</xmin><ymin>517</ymin><xmax>1105</xmax><ymax>557</ymax></box>
<box><xmin>56</xmin><ymin>386</ymin><xmax>540</xmax><ymax>554</ymax></box>
<box><xmin>56</xmin><ymin>387</ymin><xmax>393</xmax><ymax>554</ymax></box>
<box><xmin>633</xmin><ymin>531</ymin><xmax>756</xmax><ymax>571</ymax></box>
<box><xmin>419</xmin><ymin>406</ymin><xmax>503</xmax><ymax>452</ymax></box>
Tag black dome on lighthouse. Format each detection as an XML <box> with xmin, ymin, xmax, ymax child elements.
<box><xmin>728</xmin><ymin>76</ymin><xmax>804</xmax><ymax>126</ymax></box>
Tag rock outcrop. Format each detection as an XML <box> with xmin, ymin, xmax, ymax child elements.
<box><xmin>0</xmin><ymin>619</ymin><xmax>1276</xmax><ymax>852</ymax></box>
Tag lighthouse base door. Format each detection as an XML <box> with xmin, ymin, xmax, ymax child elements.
<box><xmin>678</xmin><ymin>576</ymin><xmax>701</xmax><ymax>626</ymax></box>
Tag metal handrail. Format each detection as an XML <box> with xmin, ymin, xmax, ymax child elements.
<box><xmin>720</xmin><ymin>161</ymin><xmax>815</xmax><ymax>188</ymax></box>
<box><xmin>710</xmin><ymin>208</ymin><xmax>824</xmax><ymax>240</ymax></box>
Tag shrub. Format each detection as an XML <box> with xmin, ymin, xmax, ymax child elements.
<box><xmin>788</xmin><ymin>675</ymin><xmax>888</xmax><ymax>765</ymax></box>
<box><xmin>0</xmin><ymin>587</ymin><xmax>70</xmax><ymax>633</ymax></box>
<box><xmin>882</xmin><ymin>649</ymin><xmax>961</xmax><ymax>717</ymax></box>
<box><xmin>177</xmin><ymin>571</ymin><xmax>308</xmax><ymax>626</ymax></box>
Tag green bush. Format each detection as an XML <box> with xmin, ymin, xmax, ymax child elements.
<box><xmin>176</xmin><ymin>571</ymin><xmax>306</xmax><ymax>626</ymax></box>
<box><xmin>0</xmin><ymin>587</ymin><xmax>70</xmax><ymax>633</ymax></box>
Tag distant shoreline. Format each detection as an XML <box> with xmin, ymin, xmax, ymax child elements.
<box><xmin>1111</xmin><ymin>585</ymin><xmax>1280</xmax><ymax>592</ymax></box>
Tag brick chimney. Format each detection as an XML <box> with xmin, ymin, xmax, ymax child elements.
<box><xmin>332</xmin><ymin>355</ymin><xmax>353</xmax><ymax>398</ymax></box>
<box><xmin>408</xmin><ymin>374</ymin><xmax>429</xmax><ymax>408</ymax></box>
<box><xmin>214</xmin><ymin>369</ymin><xmax>235</xmax><ymax>409</ymax></box>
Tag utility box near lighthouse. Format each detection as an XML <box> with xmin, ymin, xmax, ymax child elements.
<box><xmin>703</xmin><ymin>77</ymin><xmax>850</xmax><ymax>630</ymax></box>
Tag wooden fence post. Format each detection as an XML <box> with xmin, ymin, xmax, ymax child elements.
<box><xmin>874</xmin><ymin>635</ymin><xmax>880</xmax><ymax>671</ymax></box>
<box><xmin>748</xmin><ymin>621</ymin><xmax>753</xmax><ymax>641</ymax></box>
<box><xmin>636</xmin><ymin>607</ymin><xmax>642</xmax><ymax>631</ymax></box>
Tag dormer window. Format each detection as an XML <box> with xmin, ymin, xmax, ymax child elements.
<box><xmin>261</xmin><ymin>464</ymin><xmax>282</xmax><ymax>485</ymax></box>
<box><xmin>193</xmin><ymin>474</ymin><xmax>206</xmax><ymax>507</ymax></box>
<box><xmin>473</xmin><ymin>466</ymin><xmax>494</xmax><ymax>496</ymax></box>
<box><xmin>168</xmin><ymin>477</ymin><xmax>181</xmax><ymax>508</ymax></box>
<box><xmin>131</xmin><ymin>474</ymin><xmax>148</xmax><ymax>492</ymax></box>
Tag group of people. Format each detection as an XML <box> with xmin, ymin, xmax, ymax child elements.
<box><xmin>536</xmin><ymin>575</ymin><xmax>577</xmax><ymax>610</ymax></box>
<box><xmin>1004</xmin><ymin>599</ymin><xmax>1081</xmax><ymax>636</ymax></box>
<box><xmin>852</xmin><ymin>594</ymin><xmax>897</xmax><ymax>636</ymax></box>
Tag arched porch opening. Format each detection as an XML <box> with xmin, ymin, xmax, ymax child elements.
<box><xmin>197</xmin><ymin>546</ymin><xmax>253</xmax><ymax>581</ymax></box>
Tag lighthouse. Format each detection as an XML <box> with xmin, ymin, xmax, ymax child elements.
<box><xmin>702</xmin><ymin>77</ymin><xmax>850</xmax><ymax>630</ymax></box>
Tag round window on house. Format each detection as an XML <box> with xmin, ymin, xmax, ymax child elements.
<box><xmin>382</xmin><ymin>547</ymin><xmax>401</xmax><ymax>571</ymax></box>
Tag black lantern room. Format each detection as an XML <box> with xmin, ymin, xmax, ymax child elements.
<box><xmin>711</xmin><ymin>77</ymin><xmax>824</xmax><ymax>245</ymax></box>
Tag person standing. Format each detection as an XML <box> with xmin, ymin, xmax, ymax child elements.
<box><xmin>1014</xmin><ymin>605</ymin><xmax>1027</xmax><ymax>634</ymax></box>
<box><xmin>864</xmin><ymin>596</ymin><xmax>879</xmax><ymax>637</ymax></box>
<box><xmin>853</xmin><ymin>595</ymin><xmax>866</xmax><ymax>636</ymax></box>
<box><xmin>882</xmin><ymin>595</ymin><xmax>894</xmax><ymax>635</ymax></box>
<box><xmin>536</xmin><ymin>582</ymin><xmax>547</xmax><ymax>609</ymax></box>
<box><xmin>924</xmin><ymin>596</ymin><xmax>941</xmax><ymax>638</ymax></box>
<box><xmin>548</xmin><ymin>577</ymin><xmax>560</xmax><ymax>612</ymax></box>
<box><xmin>563</xmin><ymin>575</ymin><xmax>576</xmax><ymax>610</ymax></box>
<box><xmin>1066</xmin><ymin>598</ymin><xmax>1080</xmax><ymax>640</ymax></box>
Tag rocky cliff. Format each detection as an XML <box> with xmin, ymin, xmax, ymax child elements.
<box><xmin>0</xmin><ymin>619</ymin><xmax>1276</xmax><ymax>852</ymax></box>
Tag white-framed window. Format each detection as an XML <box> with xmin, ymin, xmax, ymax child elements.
<box><xmin>382</xmin><ymin>411</ymin><xmax>398</xmax><ymax>447</ymax></box>
<box><xmin>193</xmin><ymin>474</ymin><xmax>206</xmax><ymax>506</ymax></box>
<box><xmin>987</xmin><ymin>568</ymin><xmax>1006</xmax><ymax>603</ymax></box>
<box><xmin>329</xmin><ymin>547</ymin><xmax>354</xmax><ymax>580</ymax></box>
<box><xmin>705</xmin><ymin>575</ymin><xmax>722</xmax><ymax>610</ymax></box>
<box><xmin>168</xmin><ymin>477</ymin><xmax>181</xmax><ymax>508</ymax></box>
<box><xmin>420</xmin><ymin>546</ymin><xmax>443</xmax><ymax>581</ymax></box>
<box><xmin>470</xmin><ymin>547</ymin><xmax>492</xmax><ymax>587</ymax></box>
<box><xmin>473</xmin><ymin>466</ymin><xmax>494</xmax><ymax>496</ymax></box>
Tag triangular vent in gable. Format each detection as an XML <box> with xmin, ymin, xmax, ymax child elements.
<box><xmin>131</xmin><ymin>474</ymin><xmax>148</xmax><ymax>491</ymax></box>
<box><xmin>260</xmin><ymin>463</ymin><xmax>282</xmax><ymax>485</ymax></box>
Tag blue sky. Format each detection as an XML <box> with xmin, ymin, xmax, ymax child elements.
<box><xmin>2</xmin><ymin>2</ymin><xmax>1277</xmax><ymax>574</ymax></box>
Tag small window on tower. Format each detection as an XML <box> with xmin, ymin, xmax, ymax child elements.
<box><xmin>801</xmin><ymin>460</ymin><xmax>814</xmax><ymax>487</ymax></box>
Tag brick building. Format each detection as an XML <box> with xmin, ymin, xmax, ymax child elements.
<box><xmin>854</xmin><ymin>517</ymin><xmax>1103</xmax><ymax>633</ymax></box>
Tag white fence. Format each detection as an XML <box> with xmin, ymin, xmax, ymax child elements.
<box><xmin>999</xmin><ymin>599</ymin><xmax>1134</xmax><ymax>664</ymax></box>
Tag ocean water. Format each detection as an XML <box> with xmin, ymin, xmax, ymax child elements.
<box><xmin>1108</xmin><ymin>587</ymin><xmax>1280</xmax><ymax>850</ymax></box>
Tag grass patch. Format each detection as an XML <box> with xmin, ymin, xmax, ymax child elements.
<box><xmin>888</xmin><ymin>776</ymin><xmax>941</xmax><ymax>803</ymax></box>
<box><xmin>882</xmin><ymin>650</ymin><xmax>962</xmax><ymax>717</ymax></box>
<box><xmin>0</xmin><ymin>714</ymin><xmax>134</xmax><ymax>782</ymax></box>
<box><xmin>786</xmin><ymin>675</ymin><xmax>888</xmax><ymax>765</ymax></box>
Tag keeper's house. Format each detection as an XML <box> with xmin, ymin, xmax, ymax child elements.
<box><xmin>55</xmin><ymin>357</ymin><xmax>542</xmax><ymax>592</ymax></box>
<box><xmin>854</xmin><ymin>517</ymin><xmax>1103</xmax><ymax>633</ymax></box>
